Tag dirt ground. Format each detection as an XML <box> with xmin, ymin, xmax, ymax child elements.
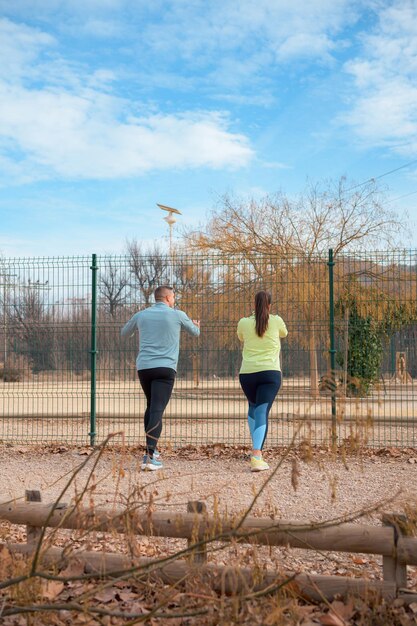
<box><xmin>1</xmin><ymin>443</ymin><xmax>417</xmax><ymax>625</ymax></box>
<box><xmin>1</xmin><ymin>443</ymin><xmax>417</xmax><ymax>586</ymax></box>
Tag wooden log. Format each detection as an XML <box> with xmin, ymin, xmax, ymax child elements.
<box><xmin>4</xmin><ymin>542</ymin><xmax>396</xmax><ymax>602</ymax></box>
<box><xmin>398</xmin><ymin>592</ymin><xmax>417</xmax><ymax>604</ymax></box>
<box><xmin>0</xmin><ymin>500</ymin><xmax>396</xmax><ymax>558</ymax></box>
<box><xmin>397</xmin><ymin>537</ymin><xmax>417</xmax><ymax>566</ymax></box>
<box><xmin>187</xmin><ymin>500</ymin><xmax>207</xmax><ymax>564</ymax></box>
<box><xmin>25</xmin><ymin>490</ymin><xmax>42</xmax><ymax>549</ymax></box>
<box><xmin>382</xmin><ymin>514</ymin><xmax>408</xmax><ymax>589</ymax></box>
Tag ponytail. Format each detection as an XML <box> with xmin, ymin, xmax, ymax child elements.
<box><xmin>255</xmin><ymin>291</ymin><xmax>271</xmax><ymax>337</ymax></box>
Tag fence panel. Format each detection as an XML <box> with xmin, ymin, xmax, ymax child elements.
<box><xmin>0</xmin><ymin>256</ymin><xmax>92</xmax><ymax>444</ymax></box>
<box><xmin>0</xmin><ymin>251</ymin><xmax>416</xmax><ymax>447</ymax></box>
<box><xmin>332</xmin><ymin>250</ymin><xmax>417</xmax><ymax>448</ymax></box>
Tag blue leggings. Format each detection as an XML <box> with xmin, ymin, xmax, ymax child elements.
<box><xmin>239</xmin><ymin>371</ymin><xmax>282</xmax><ymax>451</ymax></box>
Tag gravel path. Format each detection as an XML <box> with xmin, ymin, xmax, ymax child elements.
<box><xmin>1</xmin><ymin>444</ymin><xmax>417</xmax><ymax>585</ymax></box>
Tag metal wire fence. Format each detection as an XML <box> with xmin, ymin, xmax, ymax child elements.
<box><xmin>0</xmin><ymin>250</ymin><xmax>416</xmax><ymax>448</ymax></box>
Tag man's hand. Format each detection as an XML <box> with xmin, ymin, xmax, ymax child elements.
<box><xmin>192</xmin><ymin>319</ymin><xmax>200</xmax><ymax>328</ymax></box>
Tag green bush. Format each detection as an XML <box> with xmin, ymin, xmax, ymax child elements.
<box><xmin>337</xmin><ymin>307</ymin><xmax>383</xmax><ymax>397</ymax></box>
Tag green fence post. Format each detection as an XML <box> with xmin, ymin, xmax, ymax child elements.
<box><xmin>328</xmin><ymin>249</ymin><xmax>337</xmax><ymax>449</ymax></box>
<box><xmin>89</xmin><ymin>254</ymin><xmax>98</xmax><ymax>446</ymax></box>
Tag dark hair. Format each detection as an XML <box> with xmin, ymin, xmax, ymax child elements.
<box><xmin>254</xmin><ymin>291</ymin><xmax>271</xmax><ymax>337</ymax></box>
<box><xmin>154</xmin><ymin>285</ymin><xmax>174</xmax><ymax>301</ymax></box>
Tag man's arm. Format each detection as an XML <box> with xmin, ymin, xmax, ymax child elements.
<box><xmin>179</xmin><ymin>311</ymin><xmax>200</xmax><ymax>336</ymax></box>
<box><xmin>121</xmin><ymin>313</ymin><xmax>139</xmax><ymax>338</ymax></box>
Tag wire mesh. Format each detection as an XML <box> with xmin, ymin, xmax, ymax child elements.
<box><xmin>0</xmin><ymin>256</ymin><xmax>92</xmax><ymax>444</ymax></box>
<box><xmin>0</xmin><ymin>250</ymin><xmax>416</xmax><ymax>448</ymax></box>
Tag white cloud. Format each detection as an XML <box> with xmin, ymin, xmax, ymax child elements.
<box><xmin>0</xmin><ymin>18</ymin><xmax>56</xmax><ymax>81</ymax></box>
<box><xmin>0</xmin><ymin>85</ymin><xmax>253</xmax><ymax>180</ymax></box>
<box><xmin>143</xmin><ymin>0</ymin><xmax>359</xmax><ymax>65</ymax></box>
<box><xmin>341</xmin><ymin>0</ymin><xmax>417</xmax><ymax>154</ymax></box>
<box><xmin>275</xmin><ymin>33</ymin><xmax>335</xmax><ymax>61</ymax></box>
<box><xmin>0</xmin><ymin>19</ymin><xmax>253</xmax><ymax>182</ymax></box>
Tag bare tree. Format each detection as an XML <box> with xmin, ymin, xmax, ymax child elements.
<box><xmin>186</xmin><ymin>178</ymin><xmax>407</xmax><ymax>396</ymax></box>
<box><xmin>126</xmin><ymin>241</ymin><xmax>168</xmax><ymax>305</ymax></box>
<box><xmin>11</xmin><ymin>280</ymin><xmax>55</xmax><ymax>372</ymax></box>
<box><xmin>99</xmin><ymin>259</ymin><xmax>129</xmax><ymax>320</ymax></box>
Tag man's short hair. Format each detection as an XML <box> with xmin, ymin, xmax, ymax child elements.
<box><xmin>154</xmin><ymin>285</ymin><xmax>174</xmax><ymax>301</ymax></box>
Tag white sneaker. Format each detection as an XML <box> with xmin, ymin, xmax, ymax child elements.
<box><xmin>141</xmin><ymin>455</ymin><xmax>163</xmax><ymax>471</ymax></box>
<box><xmin>250</xmin><ymin>455</ymin><xmax>269</xmax><ymax>472</ymax></box>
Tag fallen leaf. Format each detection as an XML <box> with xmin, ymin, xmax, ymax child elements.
<box><xmin>42</xmin><ymin>580</ymin><xmax>65</xmax><ymax>600</ymax></box>
<box><xmin>52</xmin><ymin>446</ymin><xmax>68</xmax><ymax>454</ymax></box>
<box><xmin>318</xmin><ymin>611</ymin><xmax>346</xmax><ymax>626</ymax></box>
<box><xmin>113</xmin><ymin>581</ymin><xmax>130</xmax><ymax>589</ymax></box>
<box><xmin>330</xmin><ymin>599</ymin><xmax>355</xmax><ymax>620</ymax></box>
<box><xmin>59</xmin><ymin>558</ymin><xmax>85</xmax><ymax>578</ymax></box>
<box><xmin>93</xmin><ymin>588</ymin><xmax>118</xmax><ymax>603</ymax></box>
<box><xmin>118</xmin><ymin>590</ymin><xmax>138</xmax><ymax>602</ymax></box>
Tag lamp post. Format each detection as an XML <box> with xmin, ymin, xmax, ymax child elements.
<box><xmin>157</xmin><ymin>203</ymin><xmax>182</xmax><ymax>284</ymax></box>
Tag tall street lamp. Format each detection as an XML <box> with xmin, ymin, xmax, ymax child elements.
<box><xmin>157</xmin><ymin>203</ymin><xmax>182</xmax><ymax>284</ymax></box>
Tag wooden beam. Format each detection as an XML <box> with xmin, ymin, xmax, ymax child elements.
<box><xmin>4</xmin><ymin>542</ymin><xmax>397</xmax><ymax>603</ymax></box>
<box><xmin>0</xmin><ymin>501</ymin><xmax>401</xmax><ymax>558</ymax></box>
<box><xmin>25</xmin><ymin>490</ymin><xmax>42</xmax><ymax>549</ymax></box>
<box><xmin>187</xmin><ymin>500</ymin><xmax>207</xmax><ymax>564</ymax></box>
<box><xmin>382</xmin><ymin>514</ymin><xmax>408</xmax><ymax>589</ymax></box>
<box><xmin>398</xmin><ymin>537</ymin><xmax>417</xmax><ymax>566</ymax></box>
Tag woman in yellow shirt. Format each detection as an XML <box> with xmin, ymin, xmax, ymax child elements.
<box><xmin>237</xmin><ymin>291</ymin><xmax>288</xmax><ymax>472</ymax></box>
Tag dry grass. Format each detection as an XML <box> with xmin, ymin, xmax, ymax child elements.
<box><xmin>1</xmin><ymin>436</ymin><xmax>417</xmax><ymax>625</ymax></box>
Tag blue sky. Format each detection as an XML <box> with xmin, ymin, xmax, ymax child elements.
<box><xmin>1</xmin><ymin>0</ymin><xmax>417</xmax><ymax>257</ymax></box>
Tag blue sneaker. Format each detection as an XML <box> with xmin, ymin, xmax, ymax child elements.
<box><xmin>153</xmin><ymin>449</ymin><xmax>161</xmax><ymax>461</ymax></box>
<box><xmin>141</xmin><ymin>454</ymin><xmax>163</xmax><ymax>471</ymax></box>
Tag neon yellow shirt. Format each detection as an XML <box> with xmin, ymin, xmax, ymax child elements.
<box><xmin>237</xmin><ymin>314</ymin><xmax>288</xmax><ymax>374</ymax></box>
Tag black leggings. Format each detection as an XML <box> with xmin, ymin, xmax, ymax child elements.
<box><xmin>138</xmin><ymin>367</ymin><xmax>176</xmax><ymax>455</ymax></box>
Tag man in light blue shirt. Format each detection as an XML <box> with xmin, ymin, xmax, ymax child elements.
<box><xmin>121</xmin><ymin>285</ymin><xmax>200</xmax><ymax>471</ymax></box>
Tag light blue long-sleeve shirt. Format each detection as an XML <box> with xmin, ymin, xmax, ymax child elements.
<box><xmin>121</xmin><ymin>302</ymin><xmax>200</xmax><ymax>371</ymax></box>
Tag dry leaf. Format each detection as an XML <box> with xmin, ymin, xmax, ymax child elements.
<box><xmin>42</xmin><ymin>580</ymin><xmax>65</xmax><ymax>600</ymax></box>
<box><xmin>52</xmin><ymin>446</ymin><xmax>68</xmax><ymax>454</ymax></box>
<box><xmin>72</xmin><ymin>615</ymin><xmax>90</xmax><ymax>624</ymax></box>
<box><xmin>93</xmin><ymin>588</ymin><xmax>118</xmax><ymax>603</ymax></box>
<box><xmin>118</xmin><ymin>590</ymin><xmax>138</xmax><ymax>602</ymax></box>
<box><xmin>114</xmin><ymin>581</ymin><xmax>130</xmax><ymax>589</ymax></box>
<box><xmin>330</xmin><ymin>599</ymin><xmax>355</xmax><ymax>620</ymax></box>
<box><xmin>318</xmin><ymin>612</ymin><xmax>346</xmax><ymax>626</ymax></box>
<box><xmin>59</xmin><ymin>558</ymin><xmax>85</xmax><ymax>578</ymax></box>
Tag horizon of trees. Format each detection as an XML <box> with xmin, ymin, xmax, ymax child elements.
<box><xmin>1</xmin><ymin>178</ymin><xmax>416</xmax><ymax>392</ymax></box>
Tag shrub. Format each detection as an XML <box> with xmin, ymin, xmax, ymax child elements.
<box><xmin>0</xmin><ymin>353</ymin><xmax>33</xmax><ymax>382</ymax></box>
<box><xmin>337</xmin><ymin>307</ymin><xmax>383</xmax><ymax>397</ymax></box>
